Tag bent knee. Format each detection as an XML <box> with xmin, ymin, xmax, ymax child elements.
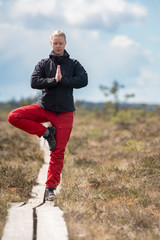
<box><xmin>8</xmin><ymin>111</ymin><xmax>18</xmax><ymax>124</ymax></box>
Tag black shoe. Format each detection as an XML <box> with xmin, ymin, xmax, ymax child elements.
<box><xmin>43</xmin><ymin>126</ymin><xmax>56</xmax><ymax>151</ymax></box>
<box><xmin>45</xmin><ymin>188</ymin><xmax>54</xmax><ymax>201</ymax></box>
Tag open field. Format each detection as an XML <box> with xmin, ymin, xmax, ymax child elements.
<box><xmin>0</xmin><ymin>111</ymin><xmax>44</xmax><ymax>238</ymax></box>
<box><xmin>55</xmin><ymin>109</ymin><xmax>160</xmax><ymax>240</ymax></box>
<box><xmin>1</xmin><ymin>107</ymin><xmax>160</xmax><ymax>240</ymax></box>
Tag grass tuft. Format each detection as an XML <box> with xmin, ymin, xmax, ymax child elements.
<box><xmin>55</xmin><ymin>112</ymin><xmax>160</xmax><ymax>240</ymax></box>
<box><xmin>0</xmin><ymin>112</ymin><xmax>43</xmax><ymax>238</ymax></box>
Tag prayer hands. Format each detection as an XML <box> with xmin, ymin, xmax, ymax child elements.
<box><xmin>55</xmin><ymin>65</ymin><xmax>62</xmax><ymax>83</ymax></box>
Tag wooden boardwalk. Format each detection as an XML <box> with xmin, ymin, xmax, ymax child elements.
<box><xmin>2</xmin><ymin>138</ymin><xmax>68</xmax><ymax>240</ymax></box>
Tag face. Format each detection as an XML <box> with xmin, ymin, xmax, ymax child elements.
<box><xmin>50</xmin><ymin>36</ymin><xmax>66</xmax><ymax>56</ymax></box>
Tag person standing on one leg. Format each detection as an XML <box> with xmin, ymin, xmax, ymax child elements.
<box><xmin>8</xmin><ymin>30</ymin><xmax>88</xmax><ymax>201</ymax></box>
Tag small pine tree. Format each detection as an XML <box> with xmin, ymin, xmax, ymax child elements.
<box><xmin>99</xmin><ymin>80</ymin><xmax>124</xmax><ymax>114</ymax></box>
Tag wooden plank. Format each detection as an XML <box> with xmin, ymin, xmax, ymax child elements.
<box><xmin>2</xmin><ymin>204</ymin><xmax>33</xmax><ymax>240</ymax></box>
<box><xmin>28</xmin><ymin>185</ymin><xmax>45</xmax><ymax>204</ymax></box>
<box><xmin>36</xmin><ymin>203</ymin><xmax>68</xmax><ymax>240</ymax></box>
<box><xmin>28</xmin><ymin>164</ymin><xmax>48</xmax><ymax>204</ymax></box>
<box><xmin>37</xmin><ymin>164</ymin><xmax>48</xmax><ymax>185</ymax></box>
<box><xmin>39</xmin><ymin>137</ymin><xmax>50</xmax><ymax>164</ymax></box>
<box><xmin>2</xmin><ymin>137</ymin><xmax>68</xmax><ymax>240</ymax></box>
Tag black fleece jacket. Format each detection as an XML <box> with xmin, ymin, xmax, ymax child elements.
<box><xmin>31</xmin><ymin>50</ymin><xmax>88</xmax><ymax>112</ymax></box>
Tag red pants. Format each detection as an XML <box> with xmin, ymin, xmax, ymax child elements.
<box><xmin>8</xmin><ymin>104</ymin><xmax>74</xmax><ymax>189</ymax></box>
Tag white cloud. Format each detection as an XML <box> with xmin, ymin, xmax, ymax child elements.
<box><xmin>136</xmin><ymin>69</ymin><xmax>160</xmax><ymax>87</ymax></box>
<box><xmin>63</xmin><ymin>0</ymin><xmax>146</xmax><ymax>30</ymax></box>
<box><xmin>118</xmin><ymin>69</ymin><xmax>160</xmax><ymax>104</ymax></box>
<box><xmin>1</xmin><ymin>0</ymin><xmax>159</xmax><ymax>105</ymax></box>
<box><xmin>102</xmin><ymin>35</ymin><xmax>151</xmax><ymax>80</ymax></box>
<box><xmin>1</xmin><ymin>0</ymin><xmax>147</xmax><ymax>30</ymax></box>
<box><xmin>110</xmin><ymin>35</ymin><xmax>137</xmax><ymax>48</ymax></box>
<box><xmin>10</xmin><ymin>0</ymin><xmax>57</xmax><ymax>17</ymax></box>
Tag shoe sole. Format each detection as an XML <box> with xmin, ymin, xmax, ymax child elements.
<box><xmin>45</xmin><ymin>196</ymin><xmax>54</xmax><ymax>201</ymax></box>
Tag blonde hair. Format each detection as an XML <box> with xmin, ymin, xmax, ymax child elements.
<box><xmin>50</xmin><ymin>30</ymin><xmax>66</xmax><ymax>42</ymax></box>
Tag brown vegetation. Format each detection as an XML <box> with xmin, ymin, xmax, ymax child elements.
<box><xmin>1</xmin><ymin>106</ymin><xmax>160</xmax><ymax>240</ymax></box>
<box><xmin>0</xmin><ymin>111</ymin><xmax>43</xmax><ymax>238</ymax></box>
<box><xmin>55</xmin><ymin>109</ymin><xmax>160</xmax><ymax>240</ymax></box>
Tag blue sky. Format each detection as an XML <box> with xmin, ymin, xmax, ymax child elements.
<box><xmin>0</xmin><ymin>0</ymin><xmax>160</xmax><ymax>104</ymax></box>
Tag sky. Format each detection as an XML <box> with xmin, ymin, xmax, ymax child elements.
<box><xmin>0</xmin><ymin>0</ymin><xmax>160</xmax><ymax>104</ymax></box>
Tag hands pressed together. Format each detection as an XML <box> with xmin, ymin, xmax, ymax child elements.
<box><xmin>55</xmin><ymin>65</ymin><xmax>62</xmax><ymax>83</ymax></box>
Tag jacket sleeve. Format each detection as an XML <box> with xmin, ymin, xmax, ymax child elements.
<box><xmin>60</xmin><ymin>60</ymin><xmax>88</xmax><ymax>89</ymax></box>
<box><xmin>30</xmin><ymin>60</ymin><xmax>57</xmax><ymax>89</ymax></box>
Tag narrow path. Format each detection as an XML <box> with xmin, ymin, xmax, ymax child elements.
<box><xmin>2</xmin><ymin>138</ymin><xmax>68</xmax><ymax>240</ymax></box>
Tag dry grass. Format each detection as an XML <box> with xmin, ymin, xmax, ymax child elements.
<box><xmin>0</xmin><ymin>111</ymin><xmax>44</xmax><ymax>238</ymax></box>
<box><xmin>55</xmin><ymin>110</ymin><xmax>160</xmax><ymax>240</ymax></box>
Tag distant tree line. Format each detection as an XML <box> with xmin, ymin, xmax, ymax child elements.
<box><xmin>0</xmin><ymin>96</ymin><xmax>36</xmax><ymax>110</ymax></box>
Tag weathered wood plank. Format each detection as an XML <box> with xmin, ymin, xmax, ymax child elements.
<box><xmin>2</xmin><ymin>204</ymin><xmax>33</xmax><ymax>240</ymax></box>
<box><xmin>36</xmin><ymin>203</ymin><xmax>68</xmax><ymax>240</ymax></box>
<box><xmin>2</xmin><ymin>137</ymin><xmax>68</xmax><ymax>240</ymax></box>
<box><xmin>28</xmin><ymin>164</ymin><xmax>48</xmax><ymax>204</ymax></box>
